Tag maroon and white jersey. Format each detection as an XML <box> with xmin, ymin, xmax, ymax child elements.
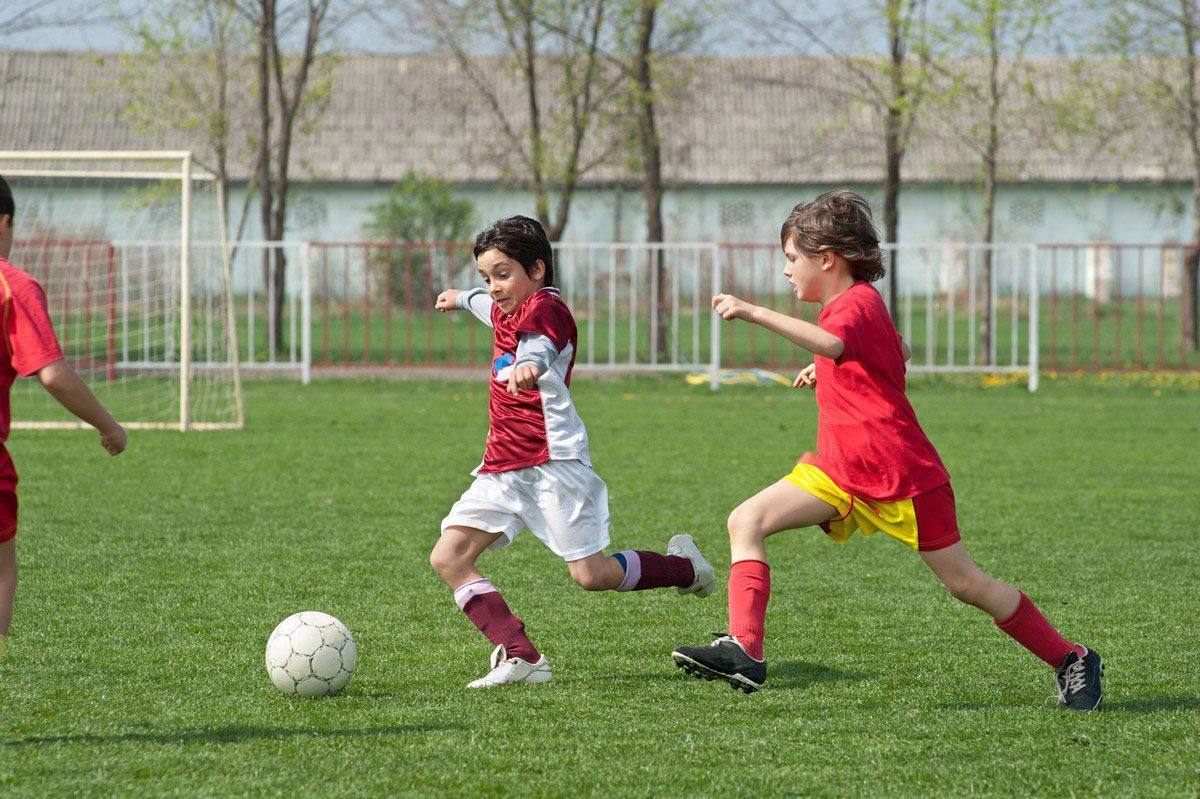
<box><xmin>457</xmin><ymin>286</ymin><xmax>591</xmax><ymax>474</ymax></box>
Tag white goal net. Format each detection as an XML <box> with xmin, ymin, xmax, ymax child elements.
<box><xmin>0</xmin><ymin>151</ymin><xmax>243</xmax><ymax>430</ymax></box>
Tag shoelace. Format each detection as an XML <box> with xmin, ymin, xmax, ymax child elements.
<box><xmin>1057</xmin><ymin>658</ymin><xmax>1087</xmax><ymax>703</ymax></box>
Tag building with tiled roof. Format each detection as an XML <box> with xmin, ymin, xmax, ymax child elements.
<box><xmin>0</xmin><ymin>49</ymin><xmax>1193</xmax><ymax>244</ymax></box>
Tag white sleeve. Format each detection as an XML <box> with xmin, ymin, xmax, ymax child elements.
<box><xmin>456</xmin><ymin>288</ymin><xmax>494</xmax><ymax>328</ymax></box>
<box><xmin>514</xmin><ymin>333</ymin><xmax>559</xmax><ymax>377</ymax></box>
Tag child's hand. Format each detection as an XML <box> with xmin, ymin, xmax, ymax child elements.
<box><xmin>507</xmin><ymin>363</ymin><xmax>540</xmax><ymax>395</ymax></box>
<box><xmin>712</xmin><ymin>293</ymin><xmax>754</xmax><ymax>321</ymax></box>
<box><xmin>792</xmin><ymin>363</ymin><xmax>816</xmax><ymax>389</ymax></box>
<box><xmin>100</xmin><ymin>424</ymin><xmax>127</xmax><ymax>456</ymax></box>
<box><xmin>435</xmin><ymin>289</ymin><xmax>462</xmax><ymax>312</ymax></box>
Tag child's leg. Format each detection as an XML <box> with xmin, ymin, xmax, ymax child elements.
<box><xmin>429</xmin><ymin>525</ymin><xmax>540</xmax><ymax>662</ymax></box>
<box><xmin>725</xmin><ymin>480</ymin><xmax>838</xmax><ymax>660</ymax></box>
<box><xmin>0</xmin><ymin>538</ymin><xmax>15</xmax><ymax>657</ymax></box>
<box><xmin>566</xmin><ymin>553</ymin><xmax>625</xmax><ymax>591</ymax></box>
<box><xmin>920</xmin><ymin>541</ymin><xmax>1079</xmax><ymax>667</ymax></box>
<box><xmin>566</xmin><ymin>546</ymin><xmax>701</xmax><ymax>593</ymax></box>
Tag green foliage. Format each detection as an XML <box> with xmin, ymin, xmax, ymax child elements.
<box><xmin>0</xmin><ymin>378</ymin><xmax>1197</xmax><ymax>796</ymax></box>
<box><xmin>108</xmin><ymin>0</ymin><xmax>253</xmax><ymax>175</ymax></box>
<box><xmin>364</xmin><ymin>171</ymin><xmax>476</xmax><ymax>245</ymax></box>
<box><xmin>363</xmin><ymin>172</ymin><xmax>477</xmax><ymax>304</ymax></box>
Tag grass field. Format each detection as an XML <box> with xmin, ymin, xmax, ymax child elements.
<box><xmin>1</xmin><ymin>375</ymin><xmax>1198</xmax><ymax>797</ymax></box>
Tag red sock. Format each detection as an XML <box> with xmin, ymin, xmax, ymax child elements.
<box><xmin>613</xmin><ymin>550</ymin><xmax>695</xmax><ymax>591</ymax></box>
<box><xmin>728</xmin><ymin>559</ymin><xmax>770</xmax><ymax>661</ymax></box>
<box><xmin>454</xmin><ymin>579</ymin><xmax>540</xmax><ymax>663</ymax></box>
<box><xmin>995</xmin><ymin>592</ymin><xmax>1080</xmax><ymax>667</ymax></box>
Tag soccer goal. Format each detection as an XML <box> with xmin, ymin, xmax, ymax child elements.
<box><xmin>0</xmin><ymin>151</ymin><xmax>243</xmax><ymax>430</ymax></box>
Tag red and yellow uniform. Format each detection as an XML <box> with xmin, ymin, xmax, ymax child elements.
<box><xmin>0</xmin><ymin>256</ymin><xmax>65</xmax><ymax>543</ymax></box>
<box><xmin>792</xmin><ymin>281</ymin><xmax>958</xmax><ymax>552</ymax></box>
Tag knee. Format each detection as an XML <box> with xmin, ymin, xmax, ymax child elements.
<box><xmin>727</xmin><ymin>505</ymin><xmax>765</xmax><ymax>544</ymax></box>
<box><xmin>571</xmin><ymin>567</ymin><xmax>610</xmax><ymax>592</ymax></box>
<box><xmin>428</xmin><ymin>539</ymin><xmax>460</xmax><ymax>579</ymax></box>
<box><xmin>943</xmin><ymin>571</ymin><xmax>987</xmax><ymax>606</ymax></box>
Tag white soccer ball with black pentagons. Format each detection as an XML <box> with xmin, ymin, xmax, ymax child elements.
<box><xmin>265</xmin><ymin>611</ymin><xmax>357</xmax><ymax>698</ymax></box>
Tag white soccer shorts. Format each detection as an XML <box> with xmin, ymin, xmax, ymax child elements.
<box><xmin>440</xmin><ymin>459</ymin><xmax>611</xmax><ymax>562</ymax></box>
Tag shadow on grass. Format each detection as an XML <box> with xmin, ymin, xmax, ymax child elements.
<box><xmin>1101</xmin><ymin>696</ymin><xmax>1200</xmax><ymax>714</ymax></box>
<box><xmin>940</xmin><ymin>696</ymin><xmax>1200</xmax><ymax>713</ymax></box>
<box><xmin>1</xmin><ymin>723</ymin><xmax>460</xmax><ymax>747</ymax></box>
<box><xmin>574</xmin><ymin>672</ymin><xmax>691</xmax><ymax>685</ymax></box>
<box><xmin>584</xmin><ymin>660</ymin><xmax>870</xmax><ymax>691</ymax></box>
<box><xmin>767</xmin><ymin>660</ymin><xmax>871</xmax><ymax>690</ymax></box>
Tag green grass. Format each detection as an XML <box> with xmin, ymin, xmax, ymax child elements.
<box><xmin>1</xmin><ymin>376</ymin><xmax>1198</xmax><ymax>797</ymax></box>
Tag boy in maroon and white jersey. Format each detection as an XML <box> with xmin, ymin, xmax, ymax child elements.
<box><xmin>431</xmin><ymin>216</ymin><xmax>714</xmax><ymax>688</ymax></box>
<box><xmin>0</xmin><ymin>176</ymin><xmax>127</xmax><ymax>660</ymax></box>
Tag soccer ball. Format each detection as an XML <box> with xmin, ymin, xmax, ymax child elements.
<box><xmin>265</xmin><ymin>611</ymin><xmax>357</xmax><ymax>698</ymax></box>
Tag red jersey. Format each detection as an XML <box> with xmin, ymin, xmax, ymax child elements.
<box><xmin>478</xmin><ymin>288</ymin><xmax>589</xmax><ymax>474</ymax></box>
<box><xmin>0</xmin><ymin>257</ymin><xmax>65</xmax><ymax>443</ymax></box>
<box><xmin>811</xmin><ymin>281</ymin><xmax>948</xmax><ymax>502</ymax></box>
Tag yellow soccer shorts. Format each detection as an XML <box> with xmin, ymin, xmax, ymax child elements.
<box><xmin>784</xmin><ymin>462</ymin><xmax>960</xmax><ymax>552</ymax></box>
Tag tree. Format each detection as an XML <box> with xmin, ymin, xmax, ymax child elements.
<box><xmin>610</xmin><ymin>0</ymin><xmax>707</xmax><ymax>357</ymax></box>
<box><xmin>755</xmin><ymin>0</ymin><xmax>936</xmax><ymax>320</ymax></box>
<box><xmin>0</xmin><ymin>1</ymin><xmax>106</xmax><ymax>36</ymax></box>
<box><xmin>408</xmin><ymin>0</ymin><xmax>623</xmax><ymax>241</ymax></box>
<box><xmin>113</xmin><ymin>0</ymin><xmax>256</xmax><ymax>247</ymax></box>
<box><xmin>933</xmin><ymin>0</ymin><xmax>1055</xmax><ymax>363</ymax></box>
<box><xmin>231</xmin><ymin>0</ymin><xmax>345</xmax><ymax>352</ymax></box>
<box><xmin>364</xmin><ymin>171</ymin><xmax>477</xmax><ymax>304</ymax></box>
<box><xmin>1097</xmin><ymin>0</ymin><xmax>1200</xmax><ymax>349</ymax></box>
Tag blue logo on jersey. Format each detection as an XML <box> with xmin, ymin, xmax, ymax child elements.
<box><xmin>493</xmin><ymin>352</ymin><xmax>515</xmax><ymax>382</ymax></box>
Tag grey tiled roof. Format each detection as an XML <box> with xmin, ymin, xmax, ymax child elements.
<box><xmin>0</xmin><ymin>49</ymin><xmax>1186</xmax><ymax>185</ymax></box>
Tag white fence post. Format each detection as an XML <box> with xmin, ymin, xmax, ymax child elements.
<box><xmin>301</xmin><ymin>243</ymin><xmax>313</xmax><ymax>385</ymax></box>
<box><xmin>710</xmin><ymin>243</ymin><xmax>721</xmax><ymax>391</ymax></box>
<box><xmin>1028</xmin><ymin>244</ymin><xmax>1040</xmax><ymax>392</ymax></box>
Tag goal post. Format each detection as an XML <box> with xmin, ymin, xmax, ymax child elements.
<box><xmin>0</xmin><ymin>150</ymin><xmax>243</xmax><ymax>431</ymax></box>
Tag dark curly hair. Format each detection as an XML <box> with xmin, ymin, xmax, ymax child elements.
<box><xmin>780</xmin><ymin>189</ymin><xmax>886</xmax><ymax>284</ymax></box>
<box><xmin>473</xmin><ymin>215</ymin><xmax>554</xmax><ymax>286</ymax></box>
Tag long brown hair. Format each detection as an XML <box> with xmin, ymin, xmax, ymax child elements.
<box><xmin>780</xmin><ymin>189</ymin><xmax>885</xmax><ymax>283</ymax></box>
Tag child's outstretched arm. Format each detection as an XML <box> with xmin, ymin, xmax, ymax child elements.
<box><xmin>435</xmin><ymin>288</ymin><xmax>495</xmax><ymax>328</ymax></box>
<box><xmin>712</xmin><ymin>294</ymin><xmax>844</xmax><ymax>359</ymax></box>
<box><xmin>36</xmin><ymin>360</ymin><xmax>126</xmax><ymax>455</ymax></box>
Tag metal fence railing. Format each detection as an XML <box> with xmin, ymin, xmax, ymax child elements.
<box><xmin>716</xmin><ymin>242</ymin><xmax>1198</xmax><ymax>389</ymax></box>
<box><xmin>309</xmin><ymin>241</ymin><xmax>724</xmax><ymax>386</ymax></box>
<box><xmin>27</xmin><ymin>239</ymin><xmax>1194</xmax><ymax>390</ymax></box>
<box><xmin>1038</xmin><ymin>244</ymin><xmax>1196</xmax><ymax>371</ymax></box>
<box><xmin>718</xmin><ymin>243</ymin><xmax>1042</xmax><ymax>387</ymax></box>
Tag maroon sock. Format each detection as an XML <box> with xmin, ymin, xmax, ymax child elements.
<box><xmin>613</xmin><ymin>550</ymin><xmax>695</xmax><ymax>591</ymax></box>
<box><xmin>454</xmin><ymin>578</ymin><xmax>539</xmax><ymax>663</ymax></box>
<box><xmin>728</xmin><ymin>559</ymin><xmax>770</xmax><ymax>660</ymax></box>
<box><xmin>995</xmin><ymin>592</ymin><xmax>1080</xmax><ymax>667</ymax></box>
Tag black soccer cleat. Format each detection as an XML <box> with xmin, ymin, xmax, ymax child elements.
<box><xmin>1055</xmin><ymin>645</ymin><xmax>1104</xmax><ymax>711</ymax></box>
<box><xmin>672</xmin><ymin>634</ymin><xmax>766</xmax><ymax>693</ymax></box>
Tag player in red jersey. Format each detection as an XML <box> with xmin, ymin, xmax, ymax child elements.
<box><xmin>431</xmin><ymin>216</ymin><xmax>715</xmax><ymax>688</ymax></box>
<box><xmin>0</xmin><ymin>176</ymin><xmax>127</xmax><ymax>660</ymax></box>
<box><xmin>673</xmin><ymin>190</ymin><xmax>1102</xmax><ymax>710</ymax></box>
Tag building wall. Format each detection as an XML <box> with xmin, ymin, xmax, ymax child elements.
<box><xmin>8</xmin><ymin>177</ymin><xmax>1193</xmax><ymax>297</ymax></box>
<box><xmin>263</xmin><ymin>180</ymin><xmax>1192</xmax><ymax>244</ymax></box>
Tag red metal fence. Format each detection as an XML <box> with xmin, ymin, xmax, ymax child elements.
<box><xmin>1040</xmin><ymin>244</ymin><xmax>1196</xmax><ymax>371</ymax></box>
<box><xmin>19</xmin><ymin>239</ymin><xmax>118</xmax><ymax>380</ymax></box>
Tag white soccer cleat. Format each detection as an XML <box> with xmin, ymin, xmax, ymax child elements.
<box><xmin>467</xmin><ymin>645</ymin><xmax>553</xmax><ymax>688</ymax></box>
<box><xmin>668</xmin><ymin>533</ymin><xmax>716</xmax><ymax>598</ymax></box>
